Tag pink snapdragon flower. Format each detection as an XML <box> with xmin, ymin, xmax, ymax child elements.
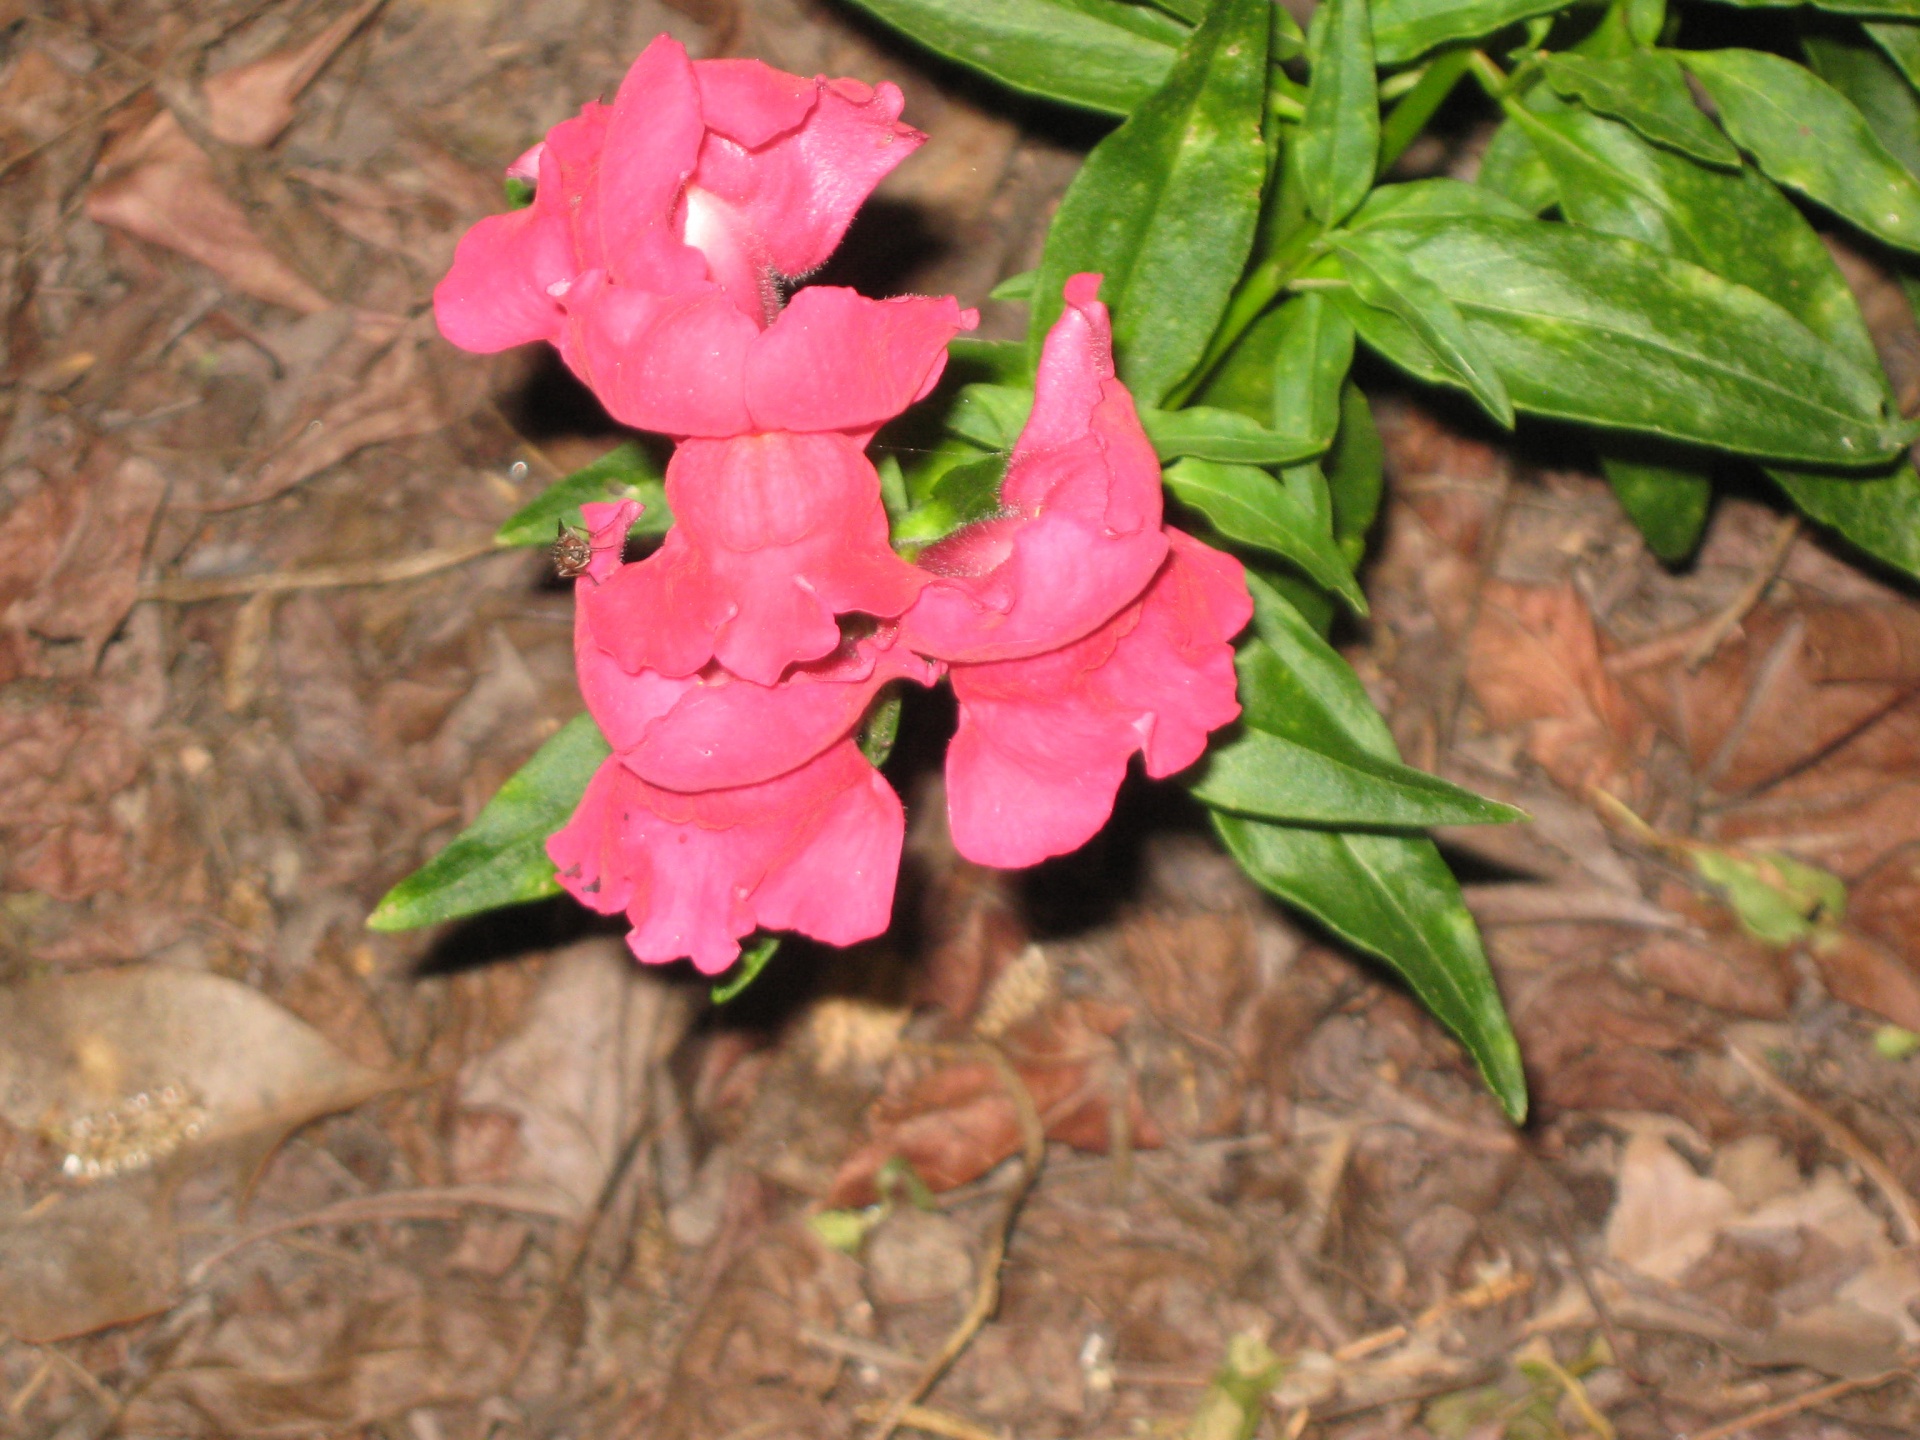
<box><xmin>945</xmin><ymin>530</ymin><xmax>1251</xmax><ymax>868</ymax></box>
<box><xmin>898</xmin><ymin>274</ymin><xmax>1169</xmax><ymax>664</ymax></box>
<box><xmin>555</xmin><ymin>498</ymin><xmax>910</xmax><ymax>970</ymax></box>
<box><xmin>548</xmin><ymin>738</ymin><xmax>904</xmax><ymax>973</ymax></box>
<box><xmin>434</xmin><ymin>34</ymin><xmax>922</xmax><ymax>350</ymax></box>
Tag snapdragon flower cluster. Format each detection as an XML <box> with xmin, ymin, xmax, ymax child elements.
<box><xmin>435</xmin><ymin>37</ymin><xmax>1252</xmax><ymax>974</ymax></box>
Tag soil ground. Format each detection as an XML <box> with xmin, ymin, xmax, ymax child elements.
<box><xmin>2</xmin><ymin>2</ymin><xmax>1919</xmax><ymax>1437</ymax></box>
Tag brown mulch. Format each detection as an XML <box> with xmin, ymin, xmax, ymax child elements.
<box><xmin>2</xmin><ymin>2</ymin><xmax>1918</xmax><ymax>1438</ymax></box>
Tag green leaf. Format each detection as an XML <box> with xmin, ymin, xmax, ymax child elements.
<box><xmin>1240</xmin><ymin>575</ymin><xmax>1398</xmax><ymax>751</ymax></box>
<box><xmin>1349</xmin><ymin>176</ymin><xmax>1533</xmax><ymax>227</ymax></box>
<box><xmin>1165</xmin><ymin>458</ymin><xmax>1367</xmax><ymax>612</ymax></box>
<box><xmin>988</xmin><ymin>269</ymin><xmax>1038</xmax><ymax>302</ymax></box>
<box><xmin>1142</xmin><ymin>406</ymin><xmax>1328</xmax><ymax>465</ymax></box>
<box><xmin>1325</xmin><ymin>381</ymin><xmax>1385</xmax><ymax>564</ymax></box>
<box><xmin>494</xmin><ymin>443</ymin><xmax>670</xmax><ymax>547</ymax></box>
<box><xmin>1299</xmin><ymin>0</ymin><xmax>1379</xmax><ymax>225</ymax></box>
<box><xmin>1213</xmin><ymin>815</ymin><xmax>1527</xmax><ymax>1119</ymax></box>
<box><xmin>1772</xmin><ymin>462</ymin><xmax>1920</xmax><ymax>579</ymax></box>
<box><xmin>947</xmin><ymin>336</ymin><xmax>1032</xmax><ymax>385</ymax></box>
<box><xmin>837</xmin><ymin>0</ymin><xmax>1181</xmax><ymax>116</ymax></box>
<box><xmin>1807</xmin><ymin>27</ymin><xmax>1920</xmax><ymax>180</ymax></box>
<box><xmin>1541</xmin><ymin>51</ymin><xmax>1740</xmax><ymax>168</ymax></box>
<box><xmin>1682</xmin><ymin>47</ymin><xmax>1920</xmax><ymax>253</ymax></box>
<box><xmin>945</xmin><ymin>383</ymin><xmax>1034</xmax><ymax>450</ymax></box>
<box><xmin>1331</xmin><ymin>233</ymin><xmax>1516</xmax><ymax>428</ymax></box>
<box><xmin>1476</xmin><ymin>116</ymin><xmax>1560</xmax><ymax>214</ymax></box>
<box><xmin>711</xmin><ymin>936</ymin><xmax>782</xmax><ymax>1004</ymax></box>
<box><xmin>944</xmin><ymin>383</ymin><xmax>1323</xmax><ymax>466</ymax></box>
<box><xmin>1327</xmin><ymin>215</ymin><xmax>1909</xmax><ymax>465</ymax></box>
<box><xmin>1031</xmin><ymin>0</ymin><xmax>1270</xmax><ymax>405</ymax></box>
<box><xmin>1270</xmin><ymin>291</ymin><xmax>1357</xmax><ymax>452</ymax></box>
<box><xmin>1194</xmin><ymin>727</ymin><xmax>1523</xmax><ymax>826</ymax></box>
<box><xmin>368</xmin><ymin>714</ymin><xmax>608</xmax><ymax>931</ymax></box>
<box><xmin>891</xmin><ymin>454</ymin><xmax>1007</xmax><ymax>545</ymax></box>
<box><xmin>1370</xmin><ymin>0</ymin><xmax>1565</xmax><ymax>66</ymax></box>
<box><xmin>1381</xmin><ymin>48</ymin><xmax>1474</xmax><ymax>169</ymax></box>
<box><xmin>1602</xmin><ymin>455</ymin><xmax>1712</xmax><ymax>562</ymax></box>
<box><xmin>1699</xmin><ymin>0</ymin><xmax>1920</xmax><ymax>15</ymax></box>
<box><xmin>1867</xmin><ymin>21</ymin><xmax>1920</xmax><ymax>89</ymax></box>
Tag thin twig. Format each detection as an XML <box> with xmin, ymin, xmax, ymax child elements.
<box><xmin>1728</xmin><ymin>1043</ymin><xmax>1920</xmax><ymax>1247</ymax></box>
<box><xmin>854</xmin><ymin>1401</ymin><xmax>1003</xmax><ymax>1440</ymax></box>
<box><xmin>184</xmin><ymin>1182</ymin><xmax>581</xmax><ymax>1286</ymax></box>
<box><xmin>869</xmin><ymin>1042</ymin><xmax>1046</xmax><ymax>1440</ymax></box>
<box><xmin>1682</xmin><ymin>1369</ymin><xmax>1909</xmax><ymax>1440</ymax></box>
<box><xmin>1685</xmin><ymin>513</ymin><xmax>1799</xmax><ymax>671</ymax></box>
<box><xmin>140</xmin><ymin>535</ymin><xmax>503</xmax><ymax>603</ymax></box>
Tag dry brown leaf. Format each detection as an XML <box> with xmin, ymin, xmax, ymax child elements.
<box><xmin>1809</xmin><ymin>928</ymin><xmax>1920</xmax><ymax>1033</ymax></box>
<box><xmin>0</xmin><ymin>965</ymin><xmax>390</xmax><ymax>1166</ymax></box>
<box><xmin>11</xmin><ymin>453</ymin><xmax>166</xmax><ymax>665</ymax></box>
<box><xmin>82</xmin><ymin>2</ymin><xmax>382</xmax><ymax>313</ymax></box>
<box><xmin>454</xmin><ymin>939</ymin><xmax>693</xmax><ymax>1215</ymax></box>
<box><xmin>1468</xmin><ymin>580</ymin><xmax>1646</xmax><ymax>796</ymax></box>
<box><xmin>0</xmin><ymin>1171</ymin><xmax>179</xmax><ymax>1342</ymax></box>
<box><xmin>0</xmin><ymin>701</ymin><xmax>143</xmax><ymax>898</ymax></box>
<box><xmin>829</xmin><ymin>997</ymin><xmax>1161</xmax><ymax>1206</ymax></box>
<box><xmin>212</xmin><ymin>317</ymin><xmax>453</xmax><ymax>508</ymax></box>
<box><xmin>1606</xmin><ymin>1131</ymin><xmax>1738</xmax><ymax>1281</ymax></box>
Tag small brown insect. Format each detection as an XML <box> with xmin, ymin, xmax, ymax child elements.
<box><xmin>552</xmin><ymin>520</ymin><xmax>593</xmax><ymax>578</ymax></box>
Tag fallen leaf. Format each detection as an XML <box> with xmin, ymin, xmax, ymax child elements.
<box><xmin>454</xmin><ymin>938</ymin><xmax>694</xmax><ymax>1215</ymax></box>
<box><xmin>0</xmin><ymin>965</ymin><xmax>390</xmax><ymax>1166</ymax></box>
<box><xmin>0</xmin><ymin>1172</ymin><xmax>179</xmax><ymax>1342</ymax></box>
<box><xmin>1605</xmin><ymin>1131</ymin><xmax>1738</xmax><ymax>1281</ymax></box>
<box><xmin>1809</xmin><ymin>929</ymin><xmax>1920</xmax><ymax>1033</ymax></box>
<box><xmin>1468</xmin><ymin>580</ymin><xmax>1646</xmax><ymax>796</ymax></box>
<box><xmin>12</xmin><ymin>452</ymin><xmax>166</xmax><ymax>665</ymax></box>
<box><xmin>829</xmin><ymin>994</ymin><xmax>1161</xmax><ymax>1207</ymax></box>
<box><xmin>0</xmin><ymin>701</ymin><xmax>143</xmax><ymax>899</ymax></box>
<box><xmin>82</xmin><ymin>2</ymin><xmax>383</xmax><ymax>312</ymax></box>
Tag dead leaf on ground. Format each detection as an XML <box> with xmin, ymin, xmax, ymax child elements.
<box><xmin>11</xmin><ymin>452</ymin><xmax>166</xmax><ymax>666</ymax></box>
<box><xmin>829</xmin><ymin>991</ymin><xmax>1161</xmax><ymax>1206</ymax></box>
<box><xmin>83</xmin><ymin>2</ymin><xmax>383</xmax><ymax>313</ymax></box>
<box><xmin>1468</xmin><ymin>580</ymin><xmax>1648</xmax><ymax>797</ymax></box>
<box><xmin>0</xmin><ymin>700</ymin><xmax>144</xmax><ymax>898</ymax></box>
<box><xmin>454</xmin><ymin>938</ymin><xmax>694</xmax><ymax>1215</ymax></box>
<box><xmin>0</xmin><ymin>1170</ymin><xmax>180</xmax><ymax>1343</ymax></box>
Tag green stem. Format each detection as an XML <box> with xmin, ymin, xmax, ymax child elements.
<box><xmin>1378</xmin><ymin>50</ymin><xmax>1472</xmax><ymax>170</ymax></box>
<box><xmin>1163</xmin><ymin>221</ymin><xmax>1325</xmax><ymax>409</ymax></box>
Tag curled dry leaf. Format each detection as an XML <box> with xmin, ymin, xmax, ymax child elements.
<box><xmin>83</xmin><ymin>1</ymin><xmax>383</xmax><ymax>312</ymax></box>
<box><xmin>829</xmin><ymin>995</ymin><xmax>1161</xmax><ymax>1207</ymax></box>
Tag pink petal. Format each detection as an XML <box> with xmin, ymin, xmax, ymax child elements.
<box><xmin>432</xmin><ymin>202</ymin><xmax>573</xmax><ymax>353</ymax></box>
<box><xmin>547</xmin><ymin>742</ymin><xmax>904</xmax><ymax>973</ymax></box>
<box><xmin>941</xmin><ymin>530</ymin><xmax>1249</xmax><ymax>869</ymax></box>
<box><xmin>623</xmin><ymin>628</ymin><xmax>939</xmax><ymax>792</ymax></box>
<box><xmin>560</xmin><ymin>276</ymin><xmax>758</xmax><ymax>437</ymax></box>
<box><xmin>694</xmin><ymin>70</ymin><xmax>923</xmax><ymax>281</ymax></box>
<box><xmin>743</xmin><ymin>288</ymin><xmax>977</xmax><ymax>437</ymax></box>
<box><xmin>584</xmin><ymin>432</ymin><xmax>926</xmax><ymax>684</ymax></box>
<box><xmin>598</xmin><ymin>36</ymin><xmax>710</xmax><ymax>289</ymax></box>
<box><xmin>897</xmin><ymin>273</ymin><xmax>1164</xmax><ymax>662</ymax></box>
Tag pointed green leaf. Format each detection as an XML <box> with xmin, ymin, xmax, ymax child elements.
<box><xmin>1683</xmin><ymin>47</ymin><xmax>1920</xmax><ymax>253</ymax></box>
<box><xmin>1541</xmin><ymin>51</ymin><xmax>1741</xmax><ymax>168</ymax></box>
<box><xmin>1331</xmin><ymin>234</ymin><xmax>1516</xmax><ymax>428</ymax></box>
<box><xmin>1773</xmin><ymin>462</ymin><xmax>1920</xmax><ymax>580</ymax></box>
<box><xmin>837</xmin><ymin>0</ymin><xmax>1182</xmax><ymax>116</ymax></box>
<box><xmin>1866</xmin><ymin>21</ymin><xmax>1920</xmax><ymax>89</ymax></box>
<box><xmin>1808</xmin><ymin>27</ymin><xmax>1920</xmax><ymax>178</ymax></box>
<box><xmin>1299</xmin><ymin>0</ymin><xmax>1379</xmax><ymax>225</ymax></box>
<box><xmin>1031</xmin><ymin>0</ymin><xmax>1270</xmax><ymax>404</ymax></box>
<box><xmin>368</xmin><ymin>714</ymin><xmax>608</xmax><ymax>931</ymax></box>
<box><xmin>989</xmin><ymin>270</ymin><xmax>1038</xmax><ymax>303</ymax></box>
<box><xmin>1330</xmin><ymin>216</ymin><xmax>1908</xmax><ymax>466</ymax></box>
<box><xmin>1240</xmin><ymin>577</ymin><xmax>1399</xmax><ymax>753</ymax></box>
<box><xmin>1350</xmin><ymin>176</ymin><xmax>1533</xmax><ymax>228</ymax></box>
<box><xmin>1370</xmin><ymin>0</ymin><xmax>1565</xmax><ymax>65</ymax></box>
<box><xmin>1213</xmin><ymin>815</ymin><xmax>1527</xmax><ymax>1119</ymax></box>
<box><xmin>1140</xmin><ymin>406</ymin><xmax>1328</xmax><ymax>465</ymax></box>
<box><xmin>1325</xmin><ymin>381</ymin><xmax>1384</xmax><ymax>564</ymax></box>
<box><xmin>945</xmin><ymin>383</ymin><xmax>1034</xmax><ymax>451</ymax></box>
<box><xmin>891</xmin><ymin>455</ymin><xmax>1008</xmax><ymax>545</ymax></box>
<box><xmin>1602</xmin><ymin>456</ymin><xmax>1712</xmax><ymax>562</ymax></box>
<box><xmin>1194</xmin><ymin>727</ymin><xmax>1523</xmax><ymax>827</ymax></box>
<box><xmin>1166</xmin><ymin>458</ymin><xmax>1366</xmax><ymax>612</ymax></box>
<box><xmin>494</xmin><ymin>443</ymin><xmax>669</xmax><ymax>547</ymax></box>
<box><xmin>1270</xmin><ymin>292</ymin><xmax>1357</xmax><ymax>452</ymax></box>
